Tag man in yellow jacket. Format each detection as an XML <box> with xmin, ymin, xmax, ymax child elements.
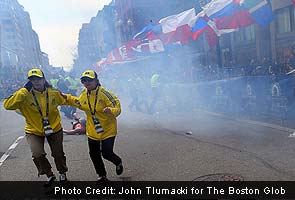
<box><xmin>66</xmin><ymin>70</ymin><xmax>123</xmax><ymax>183</ymax></box>
<box><xmin>3</xmin><ymin>68</ymin><xmax>68</xmax><ymax>186</ymax></box>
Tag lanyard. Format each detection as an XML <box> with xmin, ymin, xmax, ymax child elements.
<box><xmin>31</xmin><ymin>89</ymin><xmax>49</xmax><ymax>118</ymax></box>
<box><xmin>87</xmin><ymin>88</ymin><xmax>99</xmax><ymax>116</ymax></box>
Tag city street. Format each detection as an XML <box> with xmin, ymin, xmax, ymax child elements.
<box><xmin>1</xmin><ymin>102</ymin><xmax>295</xmax><ymax>182</ymax></box>
<box><xmin>2</xmin><ymin>3</ymin><xmax>295</xmax><ymax>200</ymax></box>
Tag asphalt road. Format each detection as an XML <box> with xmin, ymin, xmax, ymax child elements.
<box><xmin>1</xmin><ymin>102</ymin><xmax>295</xmax><ymax>181</ymax></box>
<box><xmin>0</xmin><ymin>104</ymin><xmax>25</xmax><ymax>156</ymax></box>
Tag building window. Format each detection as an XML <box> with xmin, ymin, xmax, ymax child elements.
<box><xmin>244</xmin><ymin>25</ymin><xmax>255</xmax><ymax>42</ymax></box>
<box><xmin>276</xmin><ymin>7</ymin><xmax>291</xmax><ymax>34</ymax></box>
<box><xmin>234</xmin><ymin>24</ymin><xmax>255</xmax><ymax>43</ymax></box>
<box><xmin>2</xmin><ymin>19</ymin><xmax>12</xmax><ymax>24</ymax></box>
<box><xmin>5</xmin><ymin>28</ymin><xmax>15</xmax><ymax>32</ymax></box>
<box><xmin>234</xmin><ymin>30</ymin><xmax>243</xmax><ymax>43</ymax></box>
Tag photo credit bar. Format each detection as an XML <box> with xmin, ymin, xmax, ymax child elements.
<box><xmin>1</xmin><ymin>181</ymin><xmax>295</xmax><ymax>199</ymax></box>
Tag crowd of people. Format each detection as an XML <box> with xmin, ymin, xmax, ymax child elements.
<box><xmin>0</xmin><ymin>79</ymin><xmax>24</xmax><ymax>101</ymax></box>
<box><xmin>184</xmin><ymin>59</ymin><xmax>295</xmax><ymax>83</ymax></box>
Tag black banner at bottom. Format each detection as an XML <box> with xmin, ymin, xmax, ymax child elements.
<box><xmin>1</xmin><ymin>181</ymin><xmax>295</xmax><ymax>199</ymax></box>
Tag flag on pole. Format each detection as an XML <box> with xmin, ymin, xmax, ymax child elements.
<box><xmin>192</xmin><ymin>11</ymin><xmax>235</xmax><ymax>46</ymax></box>
<box><xmin>159</xmin><ymin>8</ymin><xmax>196</xmax><ymax>33</ymax></box>
<box><xmin>214</xmin><ymin>9</ymin><xmax>254</xmax><ymax>29</ymax></box>
<box><xmin>205</xmin><ymin>0</ymin><xmax>254</xmax><ymax>29</ymax></box>
<box><xmin>133</xmin><ymin>24</ymin><xmax>155</xmax><ymax>39</ymax></box>
<box><xmin>160</xmin><ymin>24</ymin><xmax>193</xmax><ymax>45</ymax></box>
<box><xmin>203</xmin><ymin>0</ymin><xmax>236</xmax><ymax>18</ymax></box>
<box><xmin>131</xmin><ymin>32</ymin><xmax>165</xmax><ymax>54</ymax></box>
<box><xmin>158</xmin><ymin>8</ymin><xmax>196</xmax><ymax>45</ymax></box>
<box><xmin>191</xmin><ymin>12</ymin><xmax>208</xmax><ymax>40</ymax></box>
<box><xmin>241</xmin><ymin>0</ymin><xmax>273</xmax><ymax>26</ymax></box>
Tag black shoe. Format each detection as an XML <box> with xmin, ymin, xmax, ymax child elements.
<box><xmin>44</xmin><ymin>175</ymin><xmax>56</xmax><ymax>187</ymax></box>
<box><xmin>59</xmin><ymin>173</ymin><xmax>68</xmax><ymax>183</ymax></box>
<box><xmin>116</xmin><ymin>163</ymin><xmax>123</xmax><ymax>175</ymax></box>
<box><xmin>96</xmin><ymin>176</ymin><xmax>109</xmax><ymax>184</ymax></box>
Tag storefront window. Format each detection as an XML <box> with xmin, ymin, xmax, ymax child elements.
<box><xmin>244</xmin><ymin>25</ymin><xmax>255</xmax><ymax>42</ymax></box>
<box><xmin>276</xmin><ymin>7</ymin><xmax>291</xmax><ymax>34</ymax></box>
<box><xmin>233</xmin><ymin>24</ymin><xmax>255</xmax><ymax>43</ymax></box>
<box><xmin>234</xmin><ymin>31</ymin><xmax>241</xmax><ymax>43</ymax></box>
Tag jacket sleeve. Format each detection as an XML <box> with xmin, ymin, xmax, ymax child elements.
<box><xmin>101</xmin><ymin>88</ymin><xmax>121</xmax><ymax>117</ymax></box>
<box><xmin>63</xmin><ymin>93</ymin><xmax>83</xmax><ymax>109</ymax></box>
<box><xmin>3</xmin><ymin>88</ymin><xmax>26</xmax><ymax>110</ymax></box>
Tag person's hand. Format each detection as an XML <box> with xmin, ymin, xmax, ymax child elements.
<box><xmin>102</xmin><ymin>107</ymin><xmax>111</xmax><ymax>114</ymax></box>
<box><xmin>24</xmin><ymin>81</ymin><xmax>32</xmax><ymax>91</ymax></box>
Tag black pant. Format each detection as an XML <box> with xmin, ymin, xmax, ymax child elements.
<box><xmin>88</xmin><ymin>137</ymin><xmax>122</xmax><ymax>177</ymax></box>
<box><xmin>149</xmin><ymin>87</ymin><xmax>161</xmax><ymax>114</ymax></box>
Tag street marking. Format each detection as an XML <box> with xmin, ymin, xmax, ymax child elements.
<box><xmin>8</xmin><ymin>143</ymin><xmax>18</xmax><ymax>150</ymax></box>
<box><xmin>0</xmin><ymin>135</ymin><xmax>25</xmax><ymax>167</ymax></box>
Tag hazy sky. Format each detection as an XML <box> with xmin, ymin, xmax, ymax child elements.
<box><xmin>18</xmin><ymin>0</ymin><xmax>112</xmax><ymax>70</ymax></box>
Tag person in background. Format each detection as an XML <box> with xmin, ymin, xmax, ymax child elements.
<box><xmin>63</xmin><ymin>112</ymin><xmax>86</xmax><ymax>135</ymax></box>
<box><xmin>49</xmin><ymin>74</ymin><xmax>59</xmax><ymax>89</ymax></box>
<box><xmin>127</xmin><ymin>74</ymin><xmax>142</xmax><ymax>112</ymax></box>
<box><xmin>111</xmin><ymin>77</ymin><xmax>119</xmax><ymax>96</ymax></box>
<box><xmin>66</xmin><ymin>70</ymin><xmax>123</xmax><ymax>183</ymax></box>
<box><xmin>57</xmin><ymin>75</ymin><xmax>73</xmax><ymax>119</ymax></box>
<box><xmin>135</xmin><ymin>74</ymin><xmax>149</xmax><ymax>113</ymax></box>
<box><xmin>64</xmin><ymin>74</ymin><xmax>78</xmax><ymax>119</ymax></box>
<box><xmin>148</xmin><ymin>72</ymin><xmax>161</xmax><ymax>114</ymax></box>
<box><xmin>3</xmin><ymin>68</ymin><xmax>68</xmax><ymax>186</ymax></box>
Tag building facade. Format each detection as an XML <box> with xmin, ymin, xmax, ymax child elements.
<box><xmin>74</xmin><ymin>0</ymin><xmax>198</xmax><ymax>73</ymax></box>
<box><xmin>0</xmin><ymin>0</ymin><xmax>46</xmax><ymax>80</ymax></box>
<box><xmin>74</xmin><ymin>0</ymin><xmax>295</xmax><ymax>77</ymax></box>
<box><xmin>216</xmin><ymin>0</ymin><xmax>295</xmax><ymax>70</ymax></box>
<box><xmin>271</xmin><ymin>0</ymin><xmax>295</xmax><ymax>66</ymax></box>
<box><xmin>73</xmin><ymin>3</ymin><xmax>117</xmax><ymax>75</ymax></box>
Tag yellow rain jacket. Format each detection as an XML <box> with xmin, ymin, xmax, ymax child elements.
<box><xmin>66</xmin><ymin>86</ymin><xmax>121</xmax><ymax>141</ymax></box>
<box><xmin>3</xmin><ymin>87</ymin><xmax>67</xmax><ymax>136</ymax></box>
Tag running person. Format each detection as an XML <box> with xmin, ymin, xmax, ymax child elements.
<box><xmin>3</xmin><ymin>68</ymin><xmax>69</xmax><ymax>186</ymax></box>
<box><xmin>66</xmin><ymin>70</ymin><xmax>123</xmax><ymax>183</ymax></box>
